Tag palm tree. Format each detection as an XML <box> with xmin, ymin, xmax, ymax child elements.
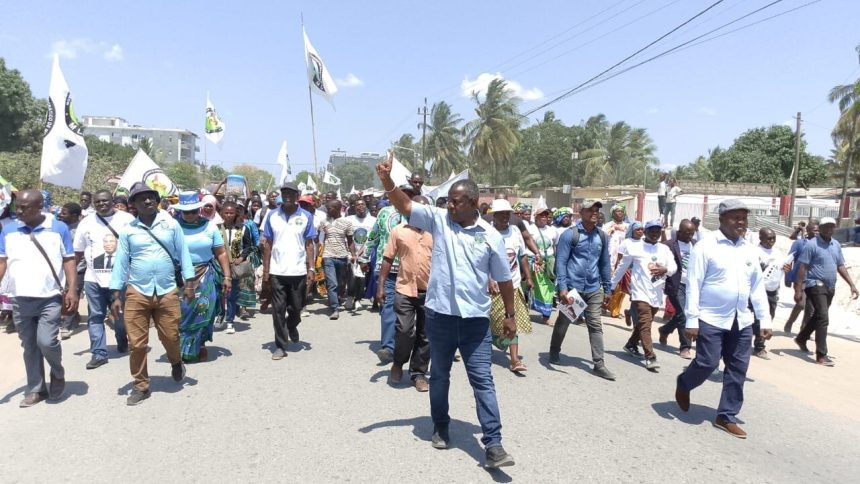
<box><xmin>465</xmin><ymin>78</ymin><xmax>522</xmax><ymax>185</ymax></box>
<box><xmin>421</xmin><ymin>101</ymin><xmax>466</xmax><ymax>180</ymax></box>
<box><xmin>828</xmin><ymin>45</ymin><xmax>860</xmax><ymax>216</ymax></box>
<box><xmin>578</xmin><ymin>119</ymin><xmax>658</xmax><ymax>186</ymax></box>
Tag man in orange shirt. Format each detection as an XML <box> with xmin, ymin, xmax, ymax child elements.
<box><xmin>377</xmin><ymin>195</ymin><xmax>433</xmax><ymax>392</ymax></box>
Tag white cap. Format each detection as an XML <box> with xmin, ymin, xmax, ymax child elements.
<box><xmin>819</xmin><ymin>217</ymin><xmax>837</xmax><ymax>226</ymax></box>
<box><xmin>491</xmin><ymin>199</ymin><xmax>513</xmax><ymax>213</ymax></box>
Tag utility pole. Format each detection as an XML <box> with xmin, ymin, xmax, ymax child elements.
<box><xmin>787</xmin><ymin>112</ymin><xmax>801</xmax><ymax>228</ymax></box>
<box><xmin>418</xmin><ymin>97</ymin><xmax>428</xmax><ymax>175</ymax></box>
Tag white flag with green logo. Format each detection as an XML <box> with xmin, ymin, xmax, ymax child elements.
<box><xmin>303</xmin><ymin>26</ymin><xmax>338</xmax><ymax>106</ymax></box>
<box><xmin>323</xmin><ymin>170</ymin><xmax>341</xmax><ymax>186</ymax></box>
<box><xmin>40</xmin><ymin>54</ymin><xmax>88</xmax><ymax>189</ymax></box>
<box><xmin>205</xmin><ymin>94</ymin><xmax>225</xmax><ymax>146</ymax></box>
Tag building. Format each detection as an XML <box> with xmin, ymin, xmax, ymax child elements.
<box><xmin>327</xmin><ymin>150</ymin><xmax>383</xmax><ymax>171</ymax></box>
<box><xmin>82</xmin><ymin>116</ymin><xmax>199</xmax><ymax>163</ymax></box>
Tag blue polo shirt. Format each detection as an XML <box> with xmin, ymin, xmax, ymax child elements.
<box><xmin>798</xmin><ymin>235</ymin><xmax>845</xmax><ymax>290</ymax></box>
<box><xmin>408</xmin><ymin>204</ymin><xmax>511</xmax><ymax>318</ymax></box>
<box><xmin>0</xmin><ymin>217</ymin><xmax>74</xmax><ymax>298</ymax></box>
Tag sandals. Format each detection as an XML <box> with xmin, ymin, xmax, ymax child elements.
<box><xmin>510</xmin><ymin>360</ymin><xmax>527</xmax><ymax>373</ymax></box>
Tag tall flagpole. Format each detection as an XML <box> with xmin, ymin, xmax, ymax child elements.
<box><xmin>302</xmin><ymin>14</ymin><xmax>320</xmax><ymax>178</ymax></box>
<box><xmin>203</xmin><ymin>92</ymin><xmax>209</xmax><ymax>169</ymax></box>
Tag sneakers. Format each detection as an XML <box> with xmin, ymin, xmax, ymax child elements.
<box><xmin>271</xmin><ymin>348</ymin><xmax>286</xmax><ymax>360</ymax></box>
<box><xmin>485</xmin><ymin>446</ymin><xmax>515</xmax><ymax>468</ymax></box>
<box><xmin>20</xmin><ymin>392</ymin><xmax>47</xmax><ymax>408</ymax></box>
<box><xmin>288</xmin><ymin>327</ymin><xmax>300</xmax><ymax>343</ymax></box>
<box><xmin>60</xmin><ymin>327</ymin><xmax>72</xmax><ymax>340</ymax></box>
<box><xmin>548</xmin><ymin>351</ymin><xmax>560</xmax><ymax>364</ymax></box>
<box><xmin>816</xmin><ymin>355</ymin><xmax>835</xmax><ymax>367</ymax></box>
<box><xmin>679</xmin><ymin>348</ymin><xmax>692</xmax><ymax>359</ymax></box>
<box><xmin>301</xmin><ymin>309</ymin><xmax>311</xmax><ymax>318</ymax></box>
<box><xmin>431</xmin><ymin>425</ymin><xmax>450</xmax><ymax>449</ymax></box>
<box><xmin>376</xmin><ymin>348</ymin><xmax>394</xmax><ymax>364</ymax></box>
<box><xmin>225</xmin><ymin>323</ymin><xmax>235</xmax><ymax>334</ymax></box>
<box><xmin>171</xmin><ymin>362</ymin><xmax>186</xmax><ymax>382</ymax></box>
<box><xmin>413</xmin><ymin>376</ymin><xmax>429</xmax><ymax>392</ymax></box>
<box><xmin>86</xmin><ymin>357</ymin><xmax>108</xmax><ymax>370</ymax></box>
<box><xmin>644</xmin><ymin>357</ymin><xmax>660</xmax><ymax>371</ymax></box>
<box><xmin>592</xmin><ymin>364</ymin><xmax>616</xmax><ymax>381</ymax></box>
<box><xmin>344</xmin><ymin>297</ymin><xmax>355</xmax><ymax>311</ymax></box>
<box><xmin>354</xmin><ymin>300</ymin><xmax>363</xmax><ymax>311</ymax></box>
<box><xmin>752</xmin><ymin>349</ymin><xmax>770</xmax><ymax>360</ymax></box>
<box><xmin>126</xmin><ymin>389</ymin><xmax>151</xmax><ymax>406</ymax></box>
<box><xmin>214</xmin><ymin>316</ymin><xmax>226</xmax><ymax>331</ymax></box>
<box><xmin>329</xmin><ymin>311</ymin><xmax>340</xmax><ymax>320</ymax></box>
<box><xmin>390</xmin><ymin>365</ymin><xmax>403</xmax><ymax>383</ymax></box>
<box><xmin>623</xmin><ymin>343</ymin><xmax>644</xmax><ymax>359</ymax></box>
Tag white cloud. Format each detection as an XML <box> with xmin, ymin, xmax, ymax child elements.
<box><xmin>698</xmin><ymin>106</ymin><xmax>717</xmax><ymax>116</ymax></box>
<box><xmin>103</xmin><ymin>44</ymin><xmax>124</xmax><ymax>62</ymax></box>
<box><xmin>335</xmin><ymin>73</ymin><xmax>363</xmax><ymax>88</ymax></box>
<box><xmin>461</xmin><ymin>72</ymin><xmax>544</xmax><ymax>101</ymax></box>
<box><xmin>647</xmin><ymin>107</ymin><xmax>660</xmax><ymax>114</ymax></box>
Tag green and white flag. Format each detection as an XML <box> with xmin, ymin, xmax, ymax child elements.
<box><xmin>277</xmin><ymin>141</ymin><xmax>292</xmax><ymax>184</ymax></box>
<box><xmin>40</xmin><ymin>54</ymin><xmax>88</xmax><ymax>189</ymax></box>
<box><xmin>303</xmin><ymin>26</ymin><xmax>338</xmax><ymax>106</ymax></box>
<box><xmin>118</xmin><ymin>149</ymin><xmax>178</xmax><ymax>197</ymax></box>
<box><xmin>323</xmin><ymin>170</ymin><xmax>341</xmax><ymax>186</ymax></box>
<box><xmin>205</xmin><ymin>94</ymin><xmax>225</xmax><ymax>146</ymax></box>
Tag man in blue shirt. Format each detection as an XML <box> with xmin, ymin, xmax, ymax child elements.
<box><xmin>375</xmin><ymin>152</ymin><xmax>517</xmax><ymax>469</ymax></box>
<box><xmin>110</xmin><ymin>182</ymin><xmax>195</xmax><ymax>406</ymax></box>
<box><xmin>675</xmin><ymin>199</ymin><xmax>772</xmax><ymax>439</ymax></box>
<box><xmin>783</xmin><ymin>222</ymin><xmax>818</xmax><ymax>333</ymax></box>
<box><xmin>550</xmin><ymin>200</ymin><xmax>616</xmax><ymax>381</ymax></box>
<box><xmin>793</xmin><ymin>217</ymin><xmax>859</xmax><ymax>366</ymax></box>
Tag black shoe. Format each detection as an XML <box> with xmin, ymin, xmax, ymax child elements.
<box><xmin>171</xmin><ymin>362</ymin><xmax>186</xmax><ymax>382</ymax></box>
<box><xmin>485</xmin><ymin>446</ymin><xmax>515</xmax><ymax>468</ymax></box>
<box><xmin>86</xmin><ymin>357</ymin><xmax>108</xmax><ymax>370</ymax></box>
<box><xmin>48</xmin><ymin>375</ymin><xmax>65</xmax><ymax>401</ymax></box>
<box><xmin>344</xmin><ymin>297</ymin><xmax>355</xmax><ymax>311</ymax></box>
<box><xmin>431</xmin><ymin>425</ymin><xmax>450</xmax><ymax>449</ymax></box>
<box><xmin>549</xmin><ymin>351</ymin><xmax>560</xmax><ymax>364</ymax></box>
<box><xmin>116</xmin><ymin>343</ymin><xmax>128</xmax><ymax>354</ymax></box>
<box><xmin>126</xmin><ymin>389</ymin><xmax>151</xmax><ymax>406</ymax></box>
<box><xmin>376</xmin><ymin>348</ymin><xmax>394</xmax><ymax>364</ymax></box>
<box><xmin>624</xmin><ymin>343</ymin><xmax>644</xmax><ymax>359</ymax></box>
<box><xmin>288</xmin><ymin>326</ymin><xmax>300</xmax><ymax>343</ymax></box>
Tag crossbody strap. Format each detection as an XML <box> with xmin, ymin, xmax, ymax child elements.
<box><xmin>96</xmin><ymin>213</ymin><xmax>119</xmax><ymax>238</ymax></box>
<box><xmin>29</xmin><ymin>233</ymin><xmax>64</xmax><ymax>290</ymax></box>
<box><xmin>139</xmin><ymin>224</ymin><xmax>179</xmax><ymax>265</ymax></box>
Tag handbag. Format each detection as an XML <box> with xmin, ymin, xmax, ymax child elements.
<box><xmin>231</xmin><ymin>260</ymin><xmax>253</xmax><ymax>279</ymax></box>
<box><xmin>28</xmin><ymin>233</ymin><xmax>74</xmax><ymax>315</ymax></box>
<box><xmin>139</xmin><ymin>225</ymin><xmax>184</xmax><ymax>289</ymax></box>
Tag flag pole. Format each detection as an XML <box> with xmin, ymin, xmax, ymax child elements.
<box><xmin>203</xmin><ymin>93</ymin><xmax>209</xmax><ymax>169</ymax></box>
<box><xmin>302</xmin><ymin>14</ymin><xmax>320</xmax><ymax>178</ymax></box>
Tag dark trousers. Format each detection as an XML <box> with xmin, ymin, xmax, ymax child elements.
<box><xmin>628</xmin><ymin>301</ymin><xmax>658</xmax><ymax>359</ymax></box>
<box><xmin>659</xmin><ymin>284</ymin><xmax>691</xmax><ymax>350</ymax></box>
<box><xmin>785</xmin><ymin>292</ymin><xmax>814</xmax><ymax>332</ymax></box>
<box><xmin>751</xmin><ymin>289</ymin><xmax>779</xmax><ymax>351</ymax></box>
<box><xmin>270</xmin><ymin>275</ymin><xmax>306</xmax><ymax>350</ymax></box>
<box><xmin>550</xmin><ymin>289</ymin><xmax>606</xmax><ymax>365</ymax></box>
<box><xmin>657</xmin><ymin>195</ymin><xmax>666</xmax><ymax>215</ymax></box>
<box><xmin>797</xmin><ymin>285</ymin><xmax>835</xmax><ymax>357</ymax></box>
<box><xmin>393</xmin><ymin>291</ymin><xmax>430</xmax><ymax>377</ymax></box>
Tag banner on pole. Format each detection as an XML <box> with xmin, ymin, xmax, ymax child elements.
<box><xmin>277</xmin><ymin>141</ymin><xmax>292</xmax><ymax>184</ymax></box>
<box><xmin>40</xmin><ymin>54</ymin><xmax>88</xmax><ymax>189</ymax></box>
<box><xmin>117</xmin><ymin>150</ymin><xmax>178</xmax><ymax>196</ymax></box>
<box><xmin>303</xmin><ymin>26</ymin><xmax>338</xmax><ymax>106</ymax></box>
<box><xmin>205</xmin><ymin>95</ymin><xmax>226</xmax><ymax>146</ymax></box>
<box><xmin>323</xmin><ymin>170</ymin><xmax>341</xmax><ymax>185</ymax></box>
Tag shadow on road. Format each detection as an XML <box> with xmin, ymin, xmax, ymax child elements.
<box><xmin>605</xmin><ymin>349</ymin><xmax>644</xmax><ymax>368</ymax></box>
<box><xmin>47</xmin><ymin>381</ymin><xmax>89</xmax><ymax>403</ymax></box>
<box><xmin>116</xmin><ymin>375</ymin><xmax>198</xmax><ymax>396</ymax></box>
<box><xmin>358</xmin><ymin>416</ymin><xmax>512</xmax><ymax>482</ymax></box>
<box><xmin>537</xmin><ymin>351</ymin><xmax>592</xmax><ymax>375</ymax></box>
<box><xmin>775</xmin><ymin>347</ymin><xmax>816</xmax><ymax>363</ymax></box>
<box><xmin>651</xmin><ymin>401</ymin><xmax>714</xmax><ymax>425</ymax></box>
<box><xmin>0</xmin><ymin>385</ymin><xmax>27</xmax><ymax>404</ymax></box>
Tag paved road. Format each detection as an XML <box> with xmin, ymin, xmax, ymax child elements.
<box><xmin>1</xmin><ymin>302</ymin><xmax>858</xmax><ymax>482</ymax></box>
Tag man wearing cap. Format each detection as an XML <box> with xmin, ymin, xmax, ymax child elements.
<box><xmin>793</xmin><ymin>217</ymin><xmax>859</xmax><ymax>366</ymax></box>
<box><xmin>261</xmin><ymin>181</ymin><xmax>317</xmax><ymax>360</ymax></box>
<box><xmin>375</xmin><ymin>152</ymin><xmax>517</xmax><ymax>469</ymax></box>
<box><xmin>109</xmin><ymin>182</ymin><xmax>195</xmax><ymax>405</ymax></box>
<box><xmin>675</xmin><ymin>199</ymin><xmax>771</xmax><ymax>438</ymax></box>
<box><xmin>612</xmin><ymin>220</ymin><xmax>676</xmax><ymax>371</ymax></box>
<box><xmin>551</xmin><ymin>199</ymin><xmax>616</xmax><ymax>380</ymax></box>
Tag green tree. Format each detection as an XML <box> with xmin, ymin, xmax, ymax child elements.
<box><xmin>709</xmin><ymin>125</ymin><xmax>826</xmax><ymax>192</ymax></box>
<box><xmin>232</xmin><ymin>164</ymin><xmax>275</xmax><ymax>193</ymax></box>
<box><xmin>828</xmin><ymin>45</ymin><xmax>860</xmax><ymax>209</ymax></box>
<box><xmin>165</xmin><ymin>161</ymin><xmax>202</xmax><ymax>191</ymax></box>
<box><xmin>334</xmin><ymin>162</ymin><xmax>375</xmax><ymax>191</ymax></box>
<box><xmin>577</xmin><ymin>116</ymin><xmax>658</xmax><ymax>186</ymax></box>
<box><xmin>295</xmin><ymin>171</ymin><xmax>322</xmax><ymax>191</ymax></box>
<box><xmin>138</xmin><ymin>137</ymin><xmax>155</xmax><ymax>159</ymax></box>
<box><xmin>511</xmin><ymin>111</ymin><xmax>577</xmax><ymax>187</ymax></box>
<box><xmin>391</xmin><ymin>133</ymin><xmax>419</xmax><ymax>173</ymax></box>
<box><xmin>466</xmin><ymin>78</ymin><xmax>522</xmax><ymax>185</ymax></box>
<box><xmin>674</xmin><ymin>151</ymin><xmax>716</xmax><ymax>181</ymax></box>
<box><xmin>204</xmin><ymin>164</ymin><xmax>228</xmax><ymax>184</ymax></box>
<box><xmin>0</xmin><ymin>58</ymin><xmax>42</xmax><ymax>152</ymax></box>
<box><xmin>421</xmin><ymin>101</ymin><xmax>465</xmax><ymax>180</ymax></box>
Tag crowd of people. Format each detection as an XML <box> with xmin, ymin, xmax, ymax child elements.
<box><xmin>0</xmin><ymin>160</ymin><xmax>857</xmax><ymax>468</ymax></box>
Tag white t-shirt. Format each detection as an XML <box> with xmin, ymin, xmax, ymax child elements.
<box><xmin>757</xmin><ymin>245</ymin><xmax>784</xmax><ymax>292</ymax></box>
<box><xmin>345</xmin><ymin>214</ymin><xmax>376</xmax><ymax>257</ymax></box>
<box><xmin>262</xmin><ymin>207</ymin><xmax>318</xmax><ymax>277</ymax></box>
<box><xmin>666</xmin><ymin>186</ymin><xmax>682</xmax><ymax>203</ymax></box>
<box><xmin>677</xmin><ymin>240</ymin><xmax>692</xmax><ymax>284</ymax></box>
<box><xmin>499</xmin><ymin>225</ymin><xmax>525</xmax><ymax>287</ymax></box>
<box><xmin>73</xmin><ymin>210</ymin><xmax>135</xmax><ymax>287</ymax></box>
<box><xmin>658</xmin><ymin>181</ymin><xmax>667</xmax><ymax>196</ymax></box>
<box><xmin>617</xmin><ymin>237</ymin><xmax>642</xmax><ymax>257</ymax></box>
<box><xmin>612</xmin><ymin>240</ymin><xmax>677</xmax><ymax>308</ymax></box>
<box><xmin>527</xmin><ymin>224</ymin><xmax>558</xmax><ymax>258</ymax></box>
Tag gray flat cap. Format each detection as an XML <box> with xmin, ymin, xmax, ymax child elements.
<box><xmin>718</xmin><ymin>199</ymin><xmax>749</xmax><ymax>215</ymax></box>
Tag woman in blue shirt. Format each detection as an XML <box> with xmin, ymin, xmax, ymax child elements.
<box><xmin>173</xmin><ymin>192</ymin><xmax>231</xmax><ymax>362</ymax></box>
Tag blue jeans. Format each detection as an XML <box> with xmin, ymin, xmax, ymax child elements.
<box><xmin>380</xmin><ymin>273</ymin><xmax>397</xmax><ymax>352</ymax></box>
<box><xmin>426</xmin><ymin>308</ymin><xmax>503</xmax><ymax>448</ymax></box>
<box><xmin>677</xmin><ymin>319</ymin><xmax>752</xmax><ymax>423</ymax></box>
<box><xmin>322</xmin><ymin>257</ymin><xmax>349</xmax><ymax>311</ymax></box>
<box><xmin>225</xmin><ymin>280</ymin><xmax>241</xmax><ymax>323</ymax></box>
<box><xmin>84</xmin><ymin>282</ymin><xmax>128</xmax><ymax>359</ymax></box>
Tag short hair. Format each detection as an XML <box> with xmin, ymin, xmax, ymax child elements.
<box><xmin>113</xmin><ymin>196</ymin><xmax>128</xmax><ymax>205</ymax></box>
<box><xmin>94</xmin><ymin>189</ymin><xmax>112</xmax><ymax>198</ymax></box>
<box><xmin>80</xmin><ymin>191</ymin><xmax>92</xmax><ymax>198</ymax></box>
<box><xmin>451</xmin><ymin>179</ymin><xmax>479</xmax><ymax>201</ymax></box>
<box><xmin>412</xmin><ymin>195</ymin><xmax>429</xmax><ymax>205</ymax></box>
<box><xmin>221</xmin><ymin>201</ymin><xmax>238</xmax><ymax>211</ymax></box>
<box><xmin>327</xmin><ymin>200</ymin><xmax>342</xmax><ymax>211</ymax></box>
<box><xmin>63</xmin><ymin>202</ymin><xmax>82</xmax><ymax>217</ymax></box>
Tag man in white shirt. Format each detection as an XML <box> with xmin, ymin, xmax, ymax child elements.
<box><xmin>344</xmin><ymin>199</ymin><xmax>376</xmax><ymax>309</ymax></box>
<box><xmin>656</xmin><ymin>173</ymin><xmax>667</xmax><ymax>218</ymax></box>
<box><xmin>752</xmin><ymin>228</ymin><xmax>784</xmax><ymax>360</ymax></box>
<box><xmin>73</xmin><ymin>190</ymin><xmax>135</xmax><ymax>369</ymax></box>
<box><xmin>611</xmin><ymin>220</ymin><xmax>676</xmax><ymax>371</ymax></box>
<box><xmin>675</xmin><ymin>199</ymin><xmax>771</xmax><ymax>439</ymax></box>
<box><xmin>663</xmin><ymin>178</ymin><xmax>682</xmax><ymax>228</ymax></box>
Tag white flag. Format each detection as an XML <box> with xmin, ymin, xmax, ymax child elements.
<box><xmin>118</xmin><ymin>150</ymin><xmax>178</xmax><ymax>196</ymax></box>
<box><xmin>205</xmin><ymin>94</ymin><xmax>225</xmax><ymax>146</ymax></box>
<box><xmin>336</xmin><ymin>188</ymin><xmax>341</xmax><ymax>200</ymax></box>
<box><xmin>298</xmin><ymin>181</ymin><xmax>308</xmax><ymax>193</ymax></box>
<box><xmin>306</xmin><ymin>175</ymin><xmax>318</xmax><ymax>193</ymax></box>
<box><xmin>277</xmin><ymin>141</ymin><xmax>291</xmax><ymax>184</ymax></box>
<box><xmin>449</xmin><ymin>170</ymin><xmax>456</xmax><ymax>180</ymax></box>
<box><xmin>390</xmin><ymin>154</ymin><xmax>412</xmax><ymax>187</ymax></box>
<box><xmin>424</xmin><ymin>158</ymin><xmax>433</xmax><ymax>173</ymax></box>
<box><xmin>349</xmin><ymin>185</ymin><xmax>357</xmax><ymax>195</ymax></box>
<box><xmin>535</xmin><ymin>195</ymin><xmax>548</xmax><ymax>216</ymax></box>
<box><xmin>428</xmin><ymin>169</ymin><xmax>469</xmax><ymax>200</ymax></box>
<box><xmin>40</xmin><ymin>54</ymin><xmax>88</xmax><ymax>189</ymax></box>
<box><xmin>303</xmin><ymin>26</ymin><xmax>338</xmax><ymax>106</ymax></box>
<box><xmin>323</xmin><ymin>170</ymin><xmax>341</xmax><ymax>186</ymax></box>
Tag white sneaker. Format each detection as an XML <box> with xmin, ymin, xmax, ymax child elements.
<box><xmin>60</xmin><ymin>328</ymin><xmax>71</xmax><ymax>340</ymax></box>
<box><xmin>354</xmin><ymin>301</ymin><xmax>363</xmax><ymax>310</ymax></box>
<box><xmin>301</xmin><ymin>310</ymin><xmax>311</xmax><ymax>318</ymax></box>
<box><xmin>225</xmin><ymin>323</ymin><xmax>235</xmax><ymax>334</ymax></box>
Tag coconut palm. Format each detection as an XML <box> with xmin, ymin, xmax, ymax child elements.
<box><xmin>828</xmin><ymin>45</ymin><xmax>860</xmax><ymax>216</ymax></box>
<box><xmin>421</xmin><ymin>101</ymin><xmax>466</xmax><ymax>180</ymax></box>
<box><xmin>465</xmin><ymin>78</ymin><xmax>522</xmax><ymax>185</ymax></box>
<box><xmin>578</xmin><ymin>118</ymin><xmax>658</xmax><ymax>186</ymax></box>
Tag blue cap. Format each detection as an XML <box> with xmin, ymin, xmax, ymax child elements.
<box><xmin>644</xmin><ymin>219</ymin><xmax>663</xmax><ymax>230</ymax></box>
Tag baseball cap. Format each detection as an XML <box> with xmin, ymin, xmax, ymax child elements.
<box><xmin>691</xmin><ymin>216</ymin><xmax>701</xmax><ymax>223</ymax></box>
<box><xmin>280</xmin><ymin>181</ymin><xmax>300</xmax><ymax>192</ymax></box>
<box><xmin>718</xmin><ymin>199</ymin><xmax>749</xmax><ymax>215</ymax></box>
<box><xmin>819</xmin><ymin>217</ymin><xmax>837</xmax><ymax>226</ymax></box>
<box><xmin>581</xmin><ymin>199</ymin><xmax>603</xmax><ymax>210</ymax></box>
<box><xmin>491</xmin><ymin>199</ymin><xmax>513</xmax><ymax>213</ymax></box>
<box><xmin>644</xmin><ymin>219</ymin><xmax>663</xmax><ymax>230</ymax></box>
<box><xmin>298</xmin><ymin>195</ymin><xmax>314</xmax><ymax>205</ymax></box>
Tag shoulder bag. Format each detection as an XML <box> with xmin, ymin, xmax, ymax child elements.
<box><xmin>139</xmin><ymin>224</ymin><xmax>185</xmax><ymax>288</ymax></box>
<box><xmin>29</xmin><ymin>233</ymin><xmax>74</xmax><ymax>315</ymax></box>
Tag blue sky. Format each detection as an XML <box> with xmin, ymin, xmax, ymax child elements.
<box><xmin>2</xmin><ymin>0</ymin><xmax>858</xmax><ymax>180</ymax></box>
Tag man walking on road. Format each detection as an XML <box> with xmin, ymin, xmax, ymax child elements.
<box><xmin>377</xmin><ymin>195</ymin><xmax>433</xmax><ymax>392</ymax></box>
<box><xmin>551</xmin><ymin>200</ymin><xmax>616</xmax><ymax>381</ymax></box>
<box><xmin>261</xmin><ymin>181</ymin><xmax>317</xmax><ymax>360</ymax></box>
<box><xmin>675</xmin><ymin>199</ymin><xmax>771</xmax><ymax>438</ymax></box>
<box><xmin>74</xmin><ymin>189</ymin><xmax>134</xmax><ymax>369</ymax></box>
<box><xmin>793</xmin><ymin>217</ymin><xmax>859</xmax><ymax>366</ymax></box>
<box><xmin>110</xmin><ymin>182</ymin><xmax>194</xmax><ymax>406</ymax></box>
<box><xmin>376</xmin><ymin>152</ymin><xmax>517</xmax><ymax>469</ymax></box>
<box><xmin>658</xmin><ymin>219</ymin><xmax>696</xmax><ymax>359</ymax></box>
<box><xmin>0</xmin><ymin>189</ymin><xmax>78</xmax><ymax>407</ymax></box>
<box><xmin>320</xmin><ymin>200</ymin><xmax>355</xmax><ymax>320</ymax></box>
<box><xmin>752</xmin><ymin>228</ymin><xmax>785</xmax><ymax>360</ymax></box>
<box><xmin>783</xmin><ymin>222</ymin><xmax>819</xmax><ymax>333</ymax></box>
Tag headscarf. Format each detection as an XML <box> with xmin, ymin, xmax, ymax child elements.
<box><xmin>552</xmin><ymin>207</ymin><xmax>572</xmax><ymax>226</ymax></box>
<box><xmin>625</xmin><ymin>221</ymin><xmax>643</xmax><ymax>239</ymax></box>
<box><xmin>200</xmin><ymin>194</ymin><xmax>223</xmax><ymax>224</ymax></box>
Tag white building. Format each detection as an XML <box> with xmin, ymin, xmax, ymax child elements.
<box><xmin>82</xmin><ymin>116</ymin><xmax>199</xmax><ymax>163</ymax></box>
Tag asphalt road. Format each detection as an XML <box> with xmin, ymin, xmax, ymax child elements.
<box><xmin>1</xmin><ymin>302</ymin><xmax>858</xmax><ymax>483</ymax></box>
